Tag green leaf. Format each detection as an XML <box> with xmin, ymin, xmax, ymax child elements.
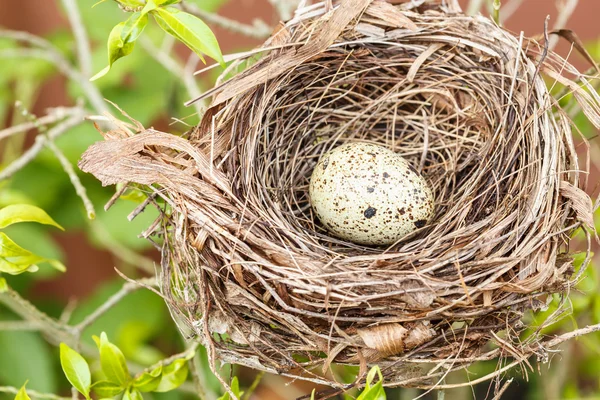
<box><xmin>0</xmin><ymin>204</ymin><xmax>63</xmax><ymax>230</ymax></box>
<box><xmin>116</xmin><ymin>0</ymin><xmax>146</xmax><ymax>7</ymax></box>
<box><xmin>91</xmin><ymin>22</ymin><xmax>136</xmax><ymax>81</ymax></box>
<box><xmin>151</xmin><ymin>7</ymin><xmax>224</xmax><ymax>66</ymax></box>
<box><xmin>155</xmin><ymin>359</ymin><xmax>188</xmax><ymax>392</ymax></box>
<box><xmin>217</xmin><ymin>377</ymin><xmax>244</xmax><ymax>400</ymax></box>
<box><xmin>0</xmin><ymin>277</ymin><xmax>7</xmax><ymax>293</ymax></box>
<box><xmin>59</xmin><ymin>343</ymin><xmax>91</xmax><ymax>400</ymax></box>
<box><xmin>91</xmin><ymin>381</ymin><xmax>125</xmax><ymax>398</ymax></box>
<box><xmin>95</xmin><ymin>332</ymin><xmax>131</xmax><ymax>386</ymax></box>
<box><xmin>123</xmin><ymin>388</ymin><xmax>144</xmax><ymax>400</ymax></box>
<box><xmin>356</xmin><ymin>367</ymin><xmax>386</xmax><ymax>400</ymax></box>
<box><xmin>121</xmin><ymin>12</ymin><xmax>149</xmax><ymax>44</ymax></box>
<box><xmin>133</xmin><ymin>365</ymin><xmax>163</xmax><ymax>392</ymax></box>
<box><xmin>15</xmin><ymin>384</ymin><xmax>31</xmax><ymax>400</ymax></box>
<box><xmin>0</xmin><ymin>232</ymin><xmax>65</xmax><ymax>274</ymax></box>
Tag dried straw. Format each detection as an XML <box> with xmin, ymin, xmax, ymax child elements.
<box><xmin>80</xmin><ymin>0</ymin><xmax>600</xmax><ymax>392</ymax></box>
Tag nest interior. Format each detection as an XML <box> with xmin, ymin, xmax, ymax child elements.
<box><xmin>80</xmin><ymin>0</ymin><xmax>600</xmax><ymax>390</ymax></box>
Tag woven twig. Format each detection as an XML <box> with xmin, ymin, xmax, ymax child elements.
<box><xmin>80</xmin><ymin>0</ymin><xmax>600</xmax><ymax>390</ymax></box>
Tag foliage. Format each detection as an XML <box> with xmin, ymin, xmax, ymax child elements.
<box><xmin>92</xmin><ymin>0</ymin><xmax>224</xmax><ymax>80</ymax></box>
<box><xmin>0</xmin><ymin>204</ymin><xmax>65</xmax><ymax>282</ymax></box>
<box><xmin>59</xmin><ymin>333</ymin><xmax>192</xmax><ymax>399</ymax></box>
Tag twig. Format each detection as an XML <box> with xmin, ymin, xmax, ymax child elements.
<box><xmin>0</xmin><ymin>287</ymin><xmax>76</xmax><ymax>346</ymax></box>
<box><xmin>242</xmin><ymin>371</ymin><xmax>265</xmax><ymax>400</ymax></box>
<box><xmin>0</xmin><ymin>386</ymin><xmax>71</xmax><ymax>400</ymax></box>
<box><xmin>466</xmin><ymin>0</ymin><xmax>486</xmax><ymax>15</ymax></box>
<box><xmin>60</xmin><ymin>0</ymin><xmax>93</xmax><ymax>78</ymax></box>
<box><xmin>87</xmin><ymin>221</ymin><xmax>156</xmax><ymax>273</ymax></box>
<box><xmin>46</xmin><ymin>140</ymin><xmax>96</xmax><ymax>219</ymax></box>
<box><xmin>0</xmin><ymin>114</ymin><xmax>84</xmax><ymax>181</ymax></box>
<box><xmin>0</xmin><ymin>107</ymin><xmax>83</xmax><ymax>141</ymax></box>
<box><xmin>548</xmin><ymin>0</ymin><xmax>579</xmax><ymax>51</ymax></box>
<box><xmin>180</xmin><ymin>2</ymin><xmax>272</xmax><ymax>39</ymax></box>
<box><xmin>499</xmin><ymin>0</ymin><xmax>524</xmax><ymax>22</ymax></box>
<box><xmin>268</xmin><ymin>0</ymin><xmax>301</xmax><ymax>20</ymax></box>
<box><xmin>190</xmin><ymin>349</ymin><xmax>220</xmax><ymax>400</ymax></box>
<box><xmin>0</xmin><ymin>29</ymin><xmax>109</xmax><ymax>116</ymax></box>
<box><xmin>75</xmin><ymin>278</ymin><xmax>156</xmax><ymax>332</ymax></box>
<box><xmin>0</xmin><ymin>321</ymin><xmax>41</xmax><ymax>331</ymax></box>
<box><xmin>492</xmin><ymin>0</ymin><xmax>501</xmax><ymax>24</ymax></box>
<box><xmin>139</xmin><ymin>37</ymin><xmax>205</xmax><ymax>116</ymax></box>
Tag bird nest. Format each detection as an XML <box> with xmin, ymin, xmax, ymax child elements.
<box><xmin>80</xmin><ymin>0</ymin><xmax>600</xmax><ymax>393</ymax></box>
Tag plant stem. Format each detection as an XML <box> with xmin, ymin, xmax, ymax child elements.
<box><xmin>0</xmin><ymin>386</ymin><xmax>71</xmax><ymax>400</ymax></box>
<box><xmin>60</xmin><ymin>0</ymin><xmax>93</xmax><ymax>78</ymax></box>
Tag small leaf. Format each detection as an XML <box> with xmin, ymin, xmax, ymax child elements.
<box><xmin>15</xmin><ymin>383</ymin><xmax>31</xmax><ymax>400</ymax></box>
<box><xmin>0</xmin><ymin>277</ymin><xmax>7</xmax><ymax>293</ymax></box>
<box><xmin>91</xmin><ymin>381</ymin><xmax>125</xmax><ymax>398</ymax></box>
<box><xmin>91</xmin><ymin>22</ymin><xmax>136</xmax><ymax>81</ymax></box>
<box><xmin>356</xmin><ymin>367</ymin><xmax>386</xmax><ymax>400</ymax></box>
<box><xmin>152</xmin><ymin>7</ymin><xmax>224</xmax><ymax>66</ymax></box>
<box><xmin>60</xmin><ymin>343</ymin><xmax>91</xmax><ymax>400</ymax></box>
<box><xmin>133</xmin><ymin>365</ymin><xmax>163</xmax><ymax>392</ymax></box>
<box><xmin>154</xmin><ymin>359</ymin><xmax>188</xmax><ymax>392</ymax></box>
<box><xmin>0</xmin><ymin>233</ymin><xmax>65</xmax><ymax>274</ymax></box>
<box><xmin>96</xmin><ymin>332</ymin><xmax>130</xmax><ymax>386</ymax></box>
<box><xmin>0</xmin><ymin>204</ymin><xmax>63</xmax><ymax>230</ymax></box>
<box><xmin>217</xmin><ymin>376</ymin><xmax>244</xmax><ymax>400</ymax></box>
<box><xmin>123</xmin><ymin>388</ymin><xmax>144</xmax><ymax>400</ymax></box>
<box><xmin>121</xmin><ymin>12</ymin><xmax>149</xmax><ymax>44</ymax></box>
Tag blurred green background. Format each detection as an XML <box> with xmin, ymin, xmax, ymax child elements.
<box><xmin>0</xmin><ymin>0</ymin><xmax>598</xmax><ymax>399</ymax></box>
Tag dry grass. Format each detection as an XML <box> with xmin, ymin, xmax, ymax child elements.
<box><xmin>80</xmin><ymin>0</ymin><xmax>600</xmax><ymax>393</ymax></box>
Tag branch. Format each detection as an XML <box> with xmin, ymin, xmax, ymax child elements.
<box><xmin>75</xmin><ymin>278</ymin><xmax>156</xmax><ymax>332</ymax></box>
<box><xmin>139</xmin><ymin>37</ymin><xmax>205</xmax><ymax>116</ymax></box>
<box><xmin>548</xmin><ymin>0</ymin><xmax>579</xmax><ymax>50</ymax></box>
<box><xmin>0</xmin><ymin>29</ymin><xmax>109</xmax><ymax>116</ymax></box>
<box><xmin>0</xmin><ymin>386</ymin><xmax>71</xmax><ymax>400</ymax></box>
<box><xmin>46</xmin><ymin>140</ymin><xmax>96</xmax><ymax>219</ymax></box>
<box><xmin>60</xmin><ymin>0</ymin><xmax>93</xmax><ymax>78</ymax></box>
<box><xmin>268</xmin><ymin>0</ymin><xmax>301</xmax><ymax>20</ymax></box>
<box><xmin>0</xmin><ymin>321</ymin><xmax>41</xmax><ymax>331</ymax></box>
<box><xmin>0</xmin><ymin>107</ymin><xmax>82</xmax><ymax>141</ymax></box>
<box><xmin>180</xmin><ymin>2</ymin><xmax>272</xmax><ymax>39</ymax></box>
<box><xmin>0</xmin><ymin>287</ymin><xmax>76</xmax><ymax>347</ymax></box>
<box><xmin>0</xmin><ymin>114</ymin><xmax>85</xmax><ymax>181</ymax></box>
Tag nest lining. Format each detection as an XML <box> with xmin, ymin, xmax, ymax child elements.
<box><xmin>80</xmin><ymin>0</ymin><xmax>600</xmax><ymax>391</ymax></box>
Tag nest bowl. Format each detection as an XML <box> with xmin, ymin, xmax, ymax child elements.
<box><xmin>80</xmin><ymin>0</ymin><xmax>600</xmax><ymax>391</ymax></box>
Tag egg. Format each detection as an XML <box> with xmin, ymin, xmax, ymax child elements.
<box><xmin>309</xmin><ymin>142</ymin><xmax>434</xmax><ymax>246</ymax></box>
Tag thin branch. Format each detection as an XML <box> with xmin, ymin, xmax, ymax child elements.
<box><xmin>0</xmin><ymin>29</ymin><xmax>109</xmax><ymax>116</ymax></box>
<box><xmin>46</xmin><ymin>140</ymin><xmax>96</xmax><ymax>219</ymax></box>
<box><xmin>0</xmin><ymin>107</ymin><xmax>83</xmax><ymax>141</ymax></box>
<box><xmin>0</xmin><ymin>321</ymin><xmax>41</xmax><ymax>331</ymax></box>
<box><xmin>180</xmin><ymin>2</ymin><xmax>272</xmax><ymax>39</ymax></box>
<box><xmin>0</xmin><ymin>287</ymin><xmax>76</xmax><ymax>346</ymax></box>
<box><xmin>139</xmin><ymin>37</ymin><xmax>204</xmax><ymax>116</ymax></box>
<box><xmin>60</xmin><ymin>0</ymin><xmax>93</xmax><ymax>78</ymax></box>
<box><xmin>548</xmin><ymin>0</ymin><xmax>579</xmax><ymax>51</ymax></box>
<box><xmin>88</xmin><ymin>221</ymin><xmax>156</xmax><ymax>273</ymax></box>
<box><xmin>0</xmin><ymin>114</ymin><xmax>85</xmax><ymax>181</ymax></box>
<box><xmin>466</xmin><ymin>0</ymin><xmax>485</xmax><ymax>15</ymax></box>
<box><xmin>0</xmin><ymin>386</ymin><xmax>71</xmax><ymax>400</ymax></box>
<box><xmin>75</xmin><ymin>278</ymin><xmax>156</xmax><ymax>332</ymax></box>
<box><xmin>268</xmin><ymin>0</ymin><xmax>301</xmax><ymax>20</ymax></box>
<box><xmin>499</xmin><ymin>0</ymin><xmax>524</xmax><ymax>22</ymax></box>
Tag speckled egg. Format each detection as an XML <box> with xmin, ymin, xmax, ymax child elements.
<box><xmin>309</xmin><ymin>142</ymin><xmax>434</xmax><ymax>246</ymax></box>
